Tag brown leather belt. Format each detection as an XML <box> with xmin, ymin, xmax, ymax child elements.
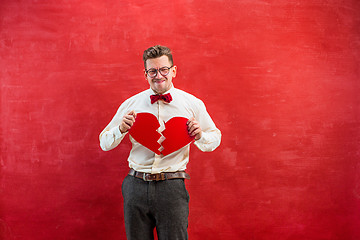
<box><xmin>128</xmin><ymin>169</ymin><xmax>190</xmax><ymax>181</ymax></box>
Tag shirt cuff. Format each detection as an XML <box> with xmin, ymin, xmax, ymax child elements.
<box><xmin>111</xmin><ymin>125</ymin><xmax>124</xmax><ymax>139</ymax></box>
<box><xmin>193</xmin><ymin>130</ymin><xmax>221</xmax><ymax>152</ymax></box>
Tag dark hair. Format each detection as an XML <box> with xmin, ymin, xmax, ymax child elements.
<box><xmin>143</xmin><ymin>45</ymin><xmax>173</xmax><ymax>68</ymax></box>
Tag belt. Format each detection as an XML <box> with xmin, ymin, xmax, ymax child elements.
<box><xmin>128</xmin><ymin>169</ymin><xmax>190</xmax><ymax>181</ymax></box>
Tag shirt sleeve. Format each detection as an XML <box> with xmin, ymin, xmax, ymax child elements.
<box><xmin>193</xmin><ymin>99</ymin><xmax>221</xmax><ymax>152</ymax></box>
<box><xmin>99</xmin><ymin>100</ymin><xmax>129</xmax><ymax>151</ymax></box>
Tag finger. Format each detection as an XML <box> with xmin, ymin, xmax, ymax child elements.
<box><xmin>193</xmin><ymin>130</ymin><xmax>202</xmax><ymax>140</ymax></box>
<box><xmin>121</xmin><ymin>121</ymin><xmax>131</xmax><ymax>129</ymax></box>
<box><xmin>120</xmin><ymin>117</ymin><xmax>136</xmax><ymax>132</ymax></box>
<box><xmin>189</xmin><ymin>121</ymin><xmax>199</xmax><ymax>130</ymax></box>
<box><xmin>187</xmin><ymin>120</ymin><xmax>198</xmax><ymax>130</ymax></box>
<box><xmin>187</xmin><ymin>124</ymin><xmax>194</xmax><ymax>134</ymax></box>
<box><xmin>187</xmin><ymin>122</ymin><xmax>194</xmax><ymax>130</ymax></box>
<box><xmin>124</xmin><ymin>114</ymin><xmax>136</xmax><ymax>123</ymax></box>
<box><xmin>187</xmin><ymin>117</ymin><xmax>195</xmax><ymax>125</ymax></box>
<box><xmin>123</xmin><ymin>118</ymin><xmax>135</xmax><ymax>127</ymax></box>
<box><xmin>188</xmin><ymin>124</ymin><xmax>200</xmax><ymax>135</ymax></box>
<box><xmin>191</xmin><ymin>129</ymin><xmax>201</xmax><ymax>137</ymax></box>
<box><xmin>188</xmin><ymin>124</ymin><xmax>195</xmax><ymax>132</ymax></box>
<box><xmin>129</xmin><ymin>110</ymin><xmax>137</xmax><ymax>117</ymax></box>
<box><xmin>120</xmin><ymin>122</ymin><xmax>130</xmax><ymax>133</ymax></box>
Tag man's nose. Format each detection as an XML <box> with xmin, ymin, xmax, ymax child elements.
<box><xmin>154</xmin><ymin>70</ymin><xmax>163</xmax><ymax>79</ymax></box>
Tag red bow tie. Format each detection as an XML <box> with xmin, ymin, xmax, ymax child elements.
<box><xmin>150</xmin><ymin>93</ymin><xmax>173</xmax><ymax>104</ymax></box>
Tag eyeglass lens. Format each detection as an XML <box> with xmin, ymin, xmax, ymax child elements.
<box><xmin>147</xmin><ymin>67</ymin><xmax>171</xmax><ymax>77</ymax></box>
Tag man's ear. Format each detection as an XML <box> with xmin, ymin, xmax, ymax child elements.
<box><xmin>172</xmin><ymin>65</ymin><xmax>177</xmax><ymax>78</ymax></box>
<box><xmin>144</xmin><ymin>69</ymin><xmax>148</xmax><ymax>80</ymax></box>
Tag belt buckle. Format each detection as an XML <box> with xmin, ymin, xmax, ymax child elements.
<box><xmin>142</xmin><ymin>172</ymin><xmax>166</xmax><ymax>181</ymax></box>
<box><xmin>143</xmin><ymin>173</ymin><xmax>152</xmax><ymax>182</ymax></box>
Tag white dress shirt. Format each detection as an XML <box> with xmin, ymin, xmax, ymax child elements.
<box><xmin>99</xmin><ymin>85</ymin><xmax>221</xmax><ymax>174</ymax></box>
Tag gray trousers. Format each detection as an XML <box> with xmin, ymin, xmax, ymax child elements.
<box><xmin>121</xmin><ymin>175</ymin><xmax>190</xmax><ymax>240</ymax></box>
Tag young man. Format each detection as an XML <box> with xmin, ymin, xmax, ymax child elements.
<box><xmin>99</xmin><ymin>45</ymin><xmax>221</xmax><ymax>240</ymax></box>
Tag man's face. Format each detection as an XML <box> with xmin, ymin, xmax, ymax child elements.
<box><xmin>145</xmin><ymin>55</ymin><xmax>177</xmax><ymax>94</ymax></box>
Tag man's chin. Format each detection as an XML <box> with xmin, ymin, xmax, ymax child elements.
<box><xmin>152</xmin><ymin>88</ymin><xmax>164</xmax><ymax>94</ymax></box>
<box><xmin>156</xmin><ymin>90</ymin><xmax>166</xmax><ymax>94</ymax></box>
<box><xmin>152</xmin><ymin>86</ymin><xmax>169</xmax><ymax>94</ymax></box>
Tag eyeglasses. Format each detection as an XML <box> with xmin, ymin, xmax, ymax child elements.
<box><xmin>145</xmin><ymin>66</ymin><xmax>173</xmax><ymax>78</ymax></box>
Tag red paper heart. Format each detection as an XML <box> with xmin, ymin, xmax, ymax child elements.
<box><xmin>128</xmin><ymin>113</ymin><xmax>195</xmax><ymax>156</ymax></box>
<box><xmin>128</xmin><ymin>113</ymin><xmax>161</xmax><ymax>155</ymax></box>
<box><xmin>161</xmin><ymin>117</ymin><xmax>195</xmax><ymax>156</ymax></box>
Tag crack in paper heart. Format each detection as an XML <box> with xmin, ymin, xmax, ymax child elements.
<box><xmin>128</xmin><ymin>113</ymin><xmax>195</xmax><ymax>156</ymax></box>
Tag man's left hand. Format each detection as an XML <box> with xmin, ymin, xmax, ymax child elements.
<box><xmin>187</xmin><ymin>118</ymin><xmax>202</xmax><ymax>140</ymax></box>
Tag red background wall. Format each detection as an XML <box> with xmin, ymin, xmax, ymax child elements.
<box><xmin>1</xmin><ymin>0</ymin><xmax>360</xmax><ymax>239</ymax></box>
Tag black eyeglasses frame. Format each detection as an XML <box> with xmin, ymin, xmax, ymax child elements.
<box><xmin>145</xmin><ymin>66</ymin><xmax>174</xmax><ymax>78</ymax></box>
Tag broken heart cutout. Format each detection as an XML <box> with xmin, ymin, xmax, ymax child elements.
<box><xmin>128</xmin><ymin>113</ymin><xmax>195</xmax><ymax>156</ymax></box>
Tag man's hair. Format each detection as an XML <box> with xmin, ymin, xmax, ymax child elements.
<box><xmin>143</xmin><ymin>45</ymin><xmax>173</xmax><ymax>69</ymax></box>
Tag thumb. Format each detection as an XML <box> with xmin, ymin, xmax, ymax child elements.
<box><xmin>129</xmin><ymin>110</ymin><xmax>137</xmax><ymax>117</ymax></box>
<box><xmin>187</xmin><ymin>117</ymin><xmax>194</xmax><ymax>125</ymax></box>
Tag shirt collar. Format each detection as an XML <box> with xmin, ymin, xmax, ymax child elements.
<box><xmin>149</xmin><ymin>84</ymin><xmax>175</xmax><ymax>95</ymax></box>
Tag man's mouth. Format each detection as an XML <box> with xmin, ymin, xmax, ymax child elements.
<box><xmin>154</xmin><ymin>79</ymin><xmax>165</xmax><ymax>84</ymax></box>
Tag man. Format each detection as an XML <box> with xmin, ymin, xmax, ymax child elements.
<box><xmin>99</xmin><ymin>45</ymin><xmax>221</xmax><ymax>240</ymax></box>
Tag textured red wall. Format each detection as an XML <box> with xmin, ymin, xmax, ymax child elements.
<box><xmin>1</xmin><ymin>0</ymin><xmax>360</xmax><ymax>239</ymax></box>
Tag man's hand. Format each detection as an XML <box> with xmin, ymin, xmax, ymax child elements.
<box><xmin>187</xmin><ymin>117</ymin><xmax>202</xmax><ymax>140</ymax></box>
<box><xmin>120</xmin><ymin>110</ymin><xmax>137</xmax><ymax>133</ymax></box>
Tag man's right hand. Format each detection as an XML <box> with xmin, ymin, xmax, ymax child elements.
<box><xmin>119</xmin><ymin>110</ymin><xmax>137</xmax><ymax>133</ymax></box>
